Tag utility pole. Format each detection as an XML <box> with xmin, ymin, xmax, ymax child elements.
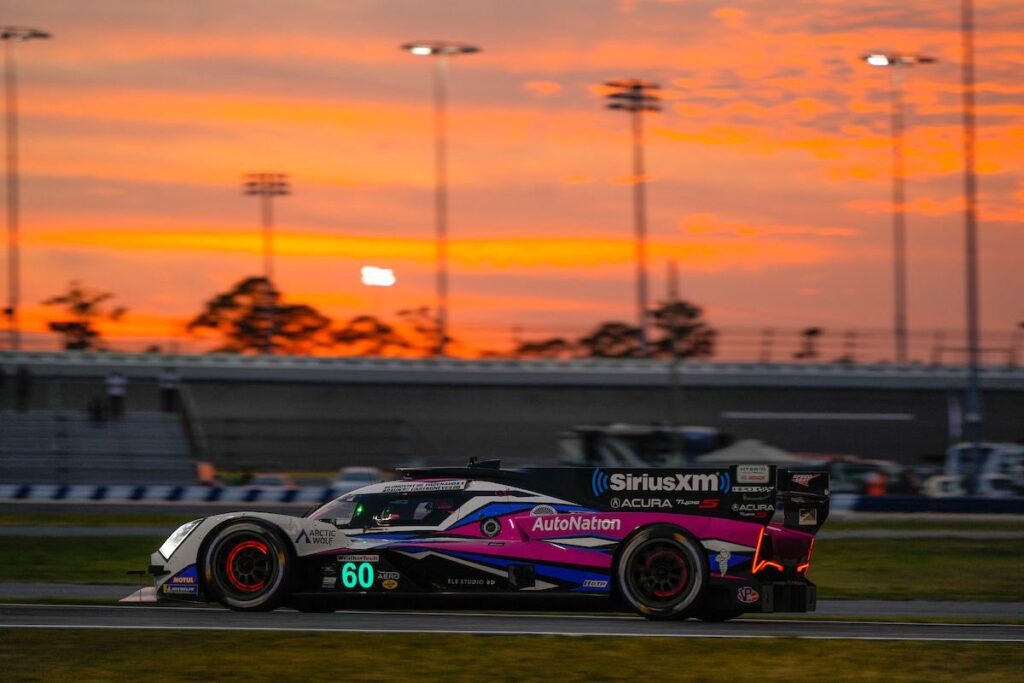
<box><xmin>605</xmin><ymin>79</ymin><xmax>661</xmax><ymax>356</ymax></box>
<box><xmin>959</xmin><ymin>0</ymin><xmax>983</xmax><ymax>459</ymax></box>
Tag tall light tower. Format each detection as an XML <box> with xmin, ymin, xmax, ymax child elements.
<box><xmin>863</xmin><ymin>52</ymin><xmax>936</xmax><ymax>364</ymax></box>
<box><xmin>243</xmin><ymin>172</ymin><xmax>290</xmax><ymax>354</ymax></box>
<box><xmin>242</xmin><ymin>172</ymin><xmax>290</xmax><ymax>282</ymax></box>
<box><xmin>959</xmin><ymin>0</ymin><xmax>983</xmax><ymax>461</ymax></box>
<box><xmin>2</xmin><ymin>26</ymin><xmax>50</xmax><ymax>351</ymax></box>
<box><xmin>605</xmin><ymin>79</ymin><xmax>661</xmax><ymax>355</ymax></box>
<box><xmin>401</xmin><ymin>41</ymin><xmax>480</xmax><ymax>357</ymax></box>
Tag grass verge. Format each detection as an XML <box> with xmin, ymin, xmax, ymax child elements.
<box><xmin>1</xmin><ymin>630</ymin><xmax>1021</xmax><ymax>682</ymax></box>
<box><xmin>0</xmin><ymin>512</ymin><xmax>189</xmax><ymax>528</ymax></box>
<box><xmin>808</xmin><ymin>538</ymin><xmax>1024</xmax><ymax>600</ymax></box>
<box><xmin>0</xmin><ymin>536</ymin><xmax>162</xmax><ymax>583</ymax></box>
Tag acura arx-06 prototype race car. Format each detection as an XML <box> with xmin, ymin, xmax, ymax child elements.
<box><xmin>126</xmin><ymin>462</ymin><xmax>829</xmax><ymax>620</ymax></box>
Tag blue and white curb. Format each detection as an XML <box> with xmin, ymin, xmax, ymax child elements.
<box><xmin>0</xmin><ymin>484</ymin><xmax>339</xmax><ymax>504</ymax></box>
<box><xmin>0</xmin><ymin>484</ymin><xmax>1020</xmax><ymax>513</ymax></box>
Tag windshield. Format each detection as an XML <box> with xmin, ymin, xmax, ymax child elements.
<box><xmin>308</xmin><ymin>492</ymin><xmax>462</xmax><ymax>528</ymax></box>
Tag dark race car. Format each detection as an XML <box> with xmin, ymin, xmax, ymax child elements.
<box><xmin>125</xmin><ymin>462</ymin><xmax>829</xmax><ymax>621</ymax></box>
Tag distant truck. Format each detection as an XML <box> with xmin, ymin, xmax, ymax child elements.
<box><xmin>942</xmin><ymin>442</ymin><xmax>1024</xmax><ymax>497</ymax></box>
<box><xmin>558</xmin><ymin>423</ymin><xmax>728</xmax><ymax>468</ymax></box>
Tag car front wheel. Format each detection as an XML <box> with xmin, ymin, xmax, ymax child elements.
<box><xmin>203</xmin><ymin>522</ymin><xmax>291</xmax><ymax>611</ymax></box>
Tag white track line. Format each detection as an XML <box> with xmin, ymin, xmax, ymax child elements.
<box><xmin>1</xmin><ymin>604</ymin><xmax>1018</xmax><ymax>628</ymax></box>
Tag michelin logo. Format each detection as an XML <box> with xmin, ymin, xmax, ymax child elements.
<box><xmin>592</xmin><ymin>469</ymin><xmax>730</xmax><ymax>496</ymax></box>
<box><xmin>531</xmin><ymin>516</ymin><xmax>621</xmax><ymax>533</ymax></box>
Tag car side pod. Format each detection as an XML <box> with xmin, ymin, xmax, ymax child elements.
<box><xmin>120</xmin><ymin>586</ymin><xmax>158</xmax><ymax>604</ymax></box>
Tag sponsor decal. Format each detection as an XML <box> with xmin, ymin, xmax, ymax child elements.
<box><xmin>715</xmin><ymin>549</ymin><xmax>731</xmax><ymax>577</ymax></box>
<box><xmin>380</xmin><ymin>480</ymin><xmax>467</xmax><ymax>494</ymax></box>
<box><xmin>169</xmin><ymin>565</ymin><xmax>198</xmax><ymax>585</ymax></box>
<box><xmin>447</xmin><ymin>578</ymin><xmax>496</xmax><ymax>586</ymax></box>
<box><xmin>381</xmin><ymin>579</ymin><xmax>399</xmax><ymax>590</ymax></box>
<box><xmin>731</xmin><ymin>503</ymin><xmax>775</xmax><ymax>517</ymax></box>
<box><xmin>610</xmin><ymin>497</ymin><xmax>671</xmax><ymax>509</ymax></box>
<box><xmin>379</xmin><ymin>571</ymin><xmax>400</xmax><ymax>580</ymax></box>
<box><xmin>799</xmin><ymin>508</ymin><xmax>818</xmax><ymax>525</ymax></box>
<box><xmin>295</xmin><ymin>528</ymin><xmax>337</xmax><ymax>545</ymax></box>
<box><xmin>737</xmin><ymin>586</ymin><xmax>760</xmax><ymax>604</ymax></box>
<box><xmin>582</xmin><ymin>579</ymin><xmax>609</xmax><ymax>589</ymax></box>
<box><xmin>699</xmin><ymin>499</ymin><xmax>719</xmax><ymax>509</ymax></box>
<box><xmin>792</xmin><ymin>473</ymin><xmax>822</xmax><ymax>488</ymax></box>
<box><xmin>597</xmin><ymin>471</ymin><xmax>731</xmax><ymax>494</ymax></box>
<box><xmin>481</xmin><ymin>518</ymin><xmax>502</xmax><ymax>538</ymax></box>
<box><xmin>162</xmin><ymin>584</ymin><xmax>199</xmax><ymax>595</ymax></box>
<box><xmin>338</xmin><ymin>554</ymin><xmax>379</xmax><ymax>563</ymax></box>
<box><xmin>737</xmin><ymin>465</ymin><xmax>770</xmax><ymax>484</ymax></box>
<box><xmin>531</xmin><ymin>515</ymin><xmax>622</xmax><ymax>533</ymax></box>
<box><xmin>322</xmin><ymin>576</ymin><xmax>337</xmax><ymax>589</ymax></box>
<box><xmin>732</xmin><ymin>486</ymin><xmax>774</xmax><ymax>494</ymax></box>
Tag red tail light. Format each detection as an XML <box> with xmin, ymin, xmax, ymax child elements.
<box><xmin>796</xmin><ymin>538</ymin><xmax>815</xmax><ymax>574</ymax></box>
<box><xmin>752</xmin><ymin>527</ymin><xmax>784</xmax><ymax>574</ymax></box>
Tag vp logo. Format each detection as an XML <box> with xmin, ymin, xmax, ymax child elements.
<box><xmin>591</xmin><ymin>468</ymin><xmax>610</xmax><ymax>497</ymax></box>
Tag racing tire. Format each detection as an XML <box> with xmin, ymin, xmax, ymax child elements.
<box><xmin>614</xmin><ymin>525</ymin><xmax>706</xmax><ymax>620</ymax></box>
<box><xmin>202</xmin><ymin>521</ymin><xmax>292</xmax><ymax>612</ymax></box>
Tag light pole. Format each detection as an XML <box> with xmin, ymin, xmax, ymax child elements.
<box><xmin>243</xmin><ymin>172</ymin><xmax>290</xmax><ymax>354</ymax></box>
<box><xmin>863</xmin><ymin>52</ymin><xmax>936</xmax><ymax>364</ymax></box>
<box><xmin>959</xmin><ymin>0</ymin><xmax>983</xmax><ymax>460</ymax></box>
<box><xmin>604</xmin><ymin>79</ymin><xmax>661</xmax><ymax>355</ymax></box>
<box><xmin>401</xmin><ymin>41</ymin><xmax>480</xmax><ymax>357</ymax></box>
<box><xmin>2</xmin><ymin>26</ymin><xmax>50</xmax><ymax>351</ymax></box>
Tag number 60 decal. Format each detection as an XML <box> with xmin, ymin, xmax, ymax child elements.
<box><xmin>340</xmin><ymin>562</ymin><xmax>375</xmax><ymax>589</ymax></box>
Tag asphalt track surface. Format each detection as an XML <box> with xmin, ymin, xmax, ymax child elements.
<box><xmin>0</xmin><ymin>604</ymin><xmax>1021</xmax><ymax>642</ymax></box>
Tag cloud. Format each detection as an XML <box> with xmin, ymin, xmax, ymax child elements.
<box><xmin>522</xmin><ymin>80</ymin><xmax>563</xmax><ymax>97</ymax></box>
<box><xmin>680</xmin><ymin>213</ymin><xmax>862</xmax><ymax>238</ymax></box>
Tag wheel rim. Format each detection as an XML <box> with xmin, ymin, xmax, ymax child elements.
<box><xmin>628</xmin><ymin>540</ymin><xmax>692</xmax><ymax>606</ymax></box>
<box><xmin>223</xmin><ymin>539</ymin><xmax>272</xmax><ymax>594</ymax></box>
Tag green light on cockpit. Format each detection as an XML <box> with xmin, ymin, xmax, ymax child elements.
<box><xmin>355</xmin><ymin>503</ymin><xmax>364</xmax><ymax>516</ymax></box>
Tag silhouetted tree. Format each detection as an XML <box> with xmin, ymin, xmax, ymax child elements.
<box><xmin>396</xmin><ymin>306</ymin><xmax>452</xmax><ymax>356</ymax></box>
<box><xmin>649</xmin><ymin>300</ymin><xmax>716</xmax><ymax>359</ymax></box>
<box><xmin>333</xmin><ymin>315</ymin><xmax>411</xmax><ymax>356</ymax></box>
<box><xmin>187</xmin><ymin>276</ymin><xmax>332</xmax><ymax>354</ymax></box>
<box><xmin>579</xmin><ymin>322</ymin><xmax>644</xmax><ymax>358</ymax></box>
<box><xmin>42</xmin><ymin>281</ymin><xmax>126</xmax><ymax>351</ymax></box>
<box><xmin>515</xmin><ymin>337</ymin><xmax>577</xmax><ymax>359</ymax></box>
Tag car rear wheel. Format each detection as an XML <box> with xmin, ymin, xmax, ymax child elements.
<box><xmin>203</xmin><ymin>522</ymin><xmax>291</xmax><ymax>611</ymax></box>
<box><xmin>615</xmin><ymin>525</ymin><xmax>705</xmax><ymax>620</ymax></box>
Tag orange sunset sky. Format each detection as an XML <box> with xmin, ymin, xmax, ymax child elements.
<box><xmin>5</xmin><ymin>0</ymin><xmax>1023</xmax><ymax>354</ymax></box>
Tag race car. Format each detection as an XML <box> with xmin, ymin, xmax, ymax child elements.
<box><xmin>124</xmin><ymin>461</ymin><xmax>829</xmax><ymax>620</ymax></box>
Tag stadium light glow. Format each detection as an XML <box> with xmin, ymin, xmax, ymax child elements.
<box><xmin>361</xmin><ymin>266</ymin><xmax>396</xmax><ymax>287</ymax></box>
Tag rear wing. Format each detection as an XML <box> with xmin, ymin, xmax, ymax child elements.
<box><xmin>400</xmin><ymin>463</ymin><xmax>829</xmax><ymax>531</ymax></box>
<box><xmin>777</xmin><ymin>469</ymin><xmax>830</xmax><ymax>533</ymax></box>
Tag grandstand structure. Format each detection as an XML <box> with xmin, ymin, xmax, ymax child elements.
<box><xmin>2</xmin><ymin>352</ymin><xmax>1023</xmax><ymax>481</ymax></box>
